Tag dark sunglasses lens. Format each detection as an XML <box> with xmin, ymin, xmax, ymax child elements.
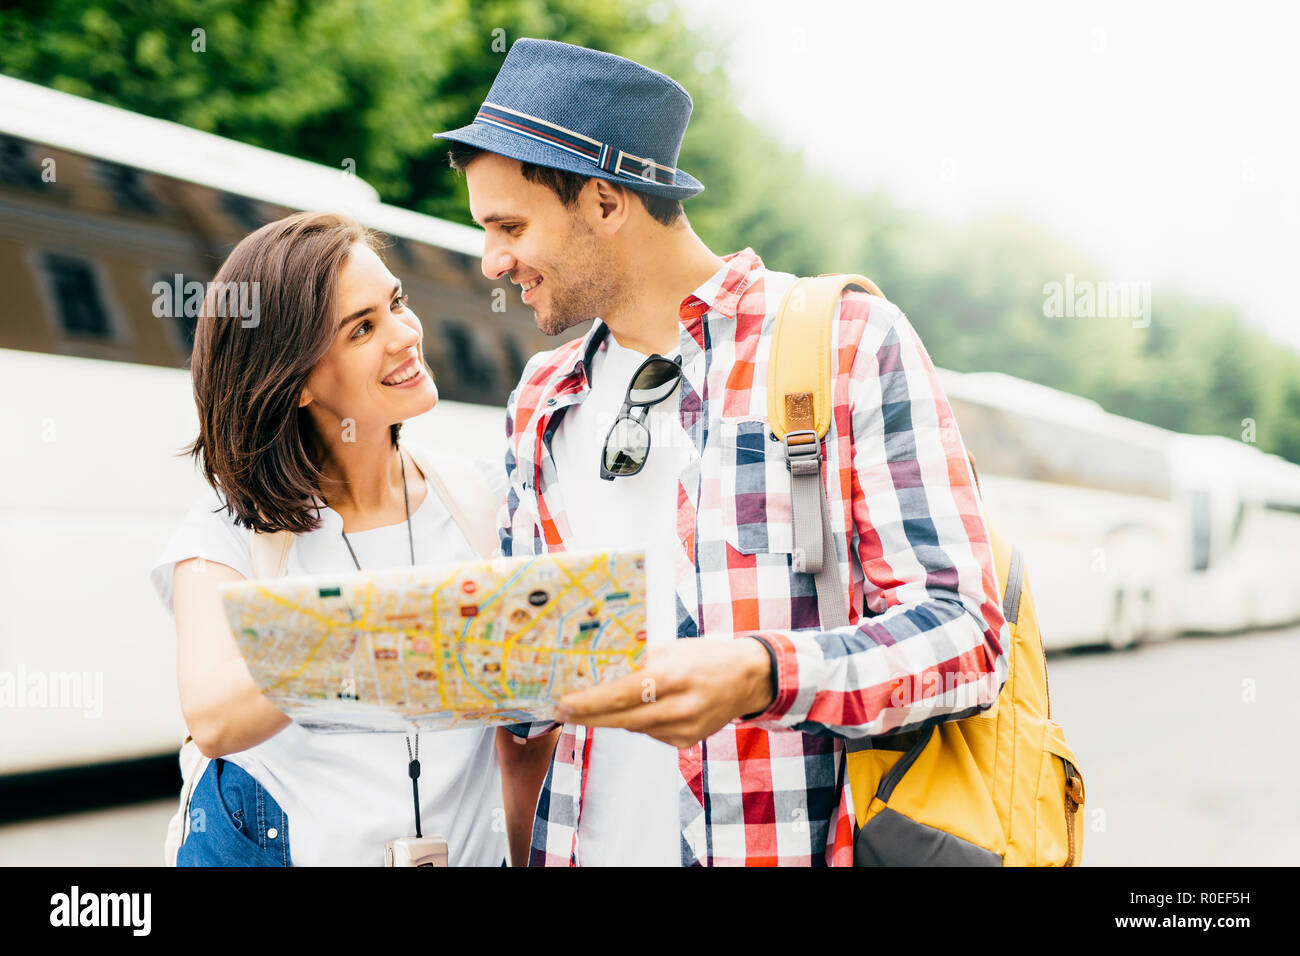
<box><xmin>604</xmin><ymin>417</ymin><xmax>651</xmax><ymax>475</ymax></box>
<box><xmin>628</xmin><ymin>358</ymin><xmax>681</xmax><ymax>405</ymax></box>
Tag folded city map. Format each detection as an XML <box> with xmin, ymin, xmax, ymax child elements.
<box><xmin>217</xmin><ymin>550</ymin><xmax>647</xmax><ymax>733</ymax></box>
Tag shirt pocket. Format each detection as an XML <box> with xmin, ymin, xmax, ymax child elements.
<box><xmin>710</xmin><ymin>417</ymin><xmax>795</xmax><ymax>556</ymax></box>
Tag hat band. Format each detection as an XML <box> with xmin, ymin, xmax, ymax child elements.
<box><xmin>475</xmin><ymin>102</ymin><xmax>677</xmax><ymax>187</ymax></box>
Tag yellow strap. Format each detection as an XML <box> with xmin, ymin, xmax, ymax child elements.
<box><xmin>768</xmin><ymin>273</ymin><xmax>886</xmax><ymax>441</ymax></box>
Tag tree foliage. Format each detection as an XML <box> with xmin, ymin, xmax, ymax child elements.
<box><xmin>3</xmin><ymin>0</ymin><xmax>1295</xmax><ymax>461</ymax></box>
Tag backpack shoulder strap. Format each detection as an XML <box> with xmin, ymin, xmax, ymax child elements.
<box><xmin>243</xmin><ymin>445</ymin><xmax>502</xmax><ymax>576</ymax></box>
<box><xmin>769</xmin><ymin>273</ymin><xmax>886</xmax><ymax>630</ymax></box>
<box><xmin>176</xmin><ymin>507</ymin><xmax>289</xmax><ymax>864</ymax></box>
<box><xmin>768</xmin><ymin>273</ymin><xmax>885</xmax><ymax>442</ymax></box>
<box><xmin>1003</xmin><ymin>546</ymin><xmax>1026</xmax><ymax>625</ymax></box>
<box><xmin>403</xmin><ymin>442</ymin><xmax>500</xmax><ymax>560</ymax></box>
<box><xmin>248</xmin><ymin>527</ymin><xmax>294</xmax><ymax>579</ymax></box>
<box><xmin>174</xmin><ymin>505</ymin><xmax>288</xmax><ymax>863</ymax></box>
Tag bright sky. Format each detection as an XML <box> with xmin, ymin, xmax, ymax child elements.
<box><xmin>681</xmin><ymin>0</ymin><xmax>1300</xmax><ymax>352</ymax></box>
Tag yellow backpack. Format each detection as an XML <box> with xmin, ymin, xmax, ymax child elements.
<box><xmin>769</xmin><ymin>273</ymin><xmax>1086</xmax><ymax>866</ymax></box>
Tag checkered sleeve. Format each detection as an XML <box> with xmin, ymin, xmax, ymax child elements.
<box><xmin>497</xmin><ymin>348</ymin><xmax>555</xmax><ymax>560</ymax></box>
<box><xmin>498</xmin><ymin>396</ymin><xmax>522</xmax><ymax>560</ymax></box>
<box><xmin>745</xmin><ymin>296</ymin><xmax>1009</xmax><ymax>738</ymax></box>
<box><xmin>503</xmin><ymin>719</ymin><xmax>561</xmax><ymax>740</ymax></box>
<box><xmin>496</xmin><ymin>358</ymin><xmax>539</xmax><ymax>562</ymax></box>
<box><xmin>500</xmin><ymin>351</ymin><xmax>564</xmax><ymax>742</ymax></box>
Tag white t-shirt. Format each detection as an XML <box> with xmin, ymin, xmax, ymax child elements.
<box><xmin>149</xmin><ymin>445</ymin><xmax>508</xmax><ymax>867</ymax></box>
<box><xmin>549</xmin><ymin>333</ymin><xmax>688</xmax><ymax>866</ymax></box>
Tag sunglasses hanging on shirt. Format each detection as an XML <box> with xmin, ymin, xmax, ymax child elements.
<box><xmin>599</xmin><ymin>353</ymin><xmax>683</xmax><ymax>481</ymax></box>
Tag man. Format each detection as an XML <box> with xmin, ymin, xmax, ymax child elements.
<box><xmin>435</xmin><ymin>38</ymin><xmax>1009</xmax><ymax>866</ymax></box>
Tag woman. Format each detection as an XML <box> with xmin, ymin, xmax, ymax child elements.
<box><xmin>149</xmin><ymin>211</ymin><xmax>553</xmax><ymax>865</ymax></box>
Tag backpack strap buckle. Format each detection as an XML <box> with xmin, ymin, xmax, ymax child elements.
<box><xmin>782</xmin><ymin>429</ymin><xmax>831</xmax><ymax>579</ymax></box>
<box><xmin>782</xmin><ymin>429</ymin><xmax>822</xmax><ymax>473</ymax></box>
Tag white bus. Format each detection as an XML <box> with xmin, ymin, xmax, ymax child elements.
<box><xmin>1167</xmin><ymin>434</ymin><xmax>1300</xmax><ymax>634</ymax></box>
<box><xmin>940</xmin><ymin>370</ymin><xmax>1300</xmax><ymax>650</ymax></box>
<box><xmin>0</xmin><ymin>73</ymin><xmax>550</xmax><ymax>780</ymax></box>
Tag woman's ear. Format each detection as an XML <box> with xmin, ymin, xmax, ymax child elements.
<box><xmin>298</xmin><ymin>387</ymin><xmax>313</xmax><ymax>409</ymax></box>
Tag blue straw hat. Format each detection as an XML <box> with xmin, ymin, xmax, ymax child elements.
<box><xmin>433</xmin><ymin>38</ymin><xmax>704</xmax><ymax>201</ymax></box>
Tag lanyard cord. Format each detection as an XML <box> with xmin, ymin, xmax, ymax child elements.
<box><xmin>332</xmin><ymin>445</ymin><xmax>421</xmax><ymax>837</ymax></box>
<box><xmin>406</xmin><ymin>734</ymin><xmax>422</xmax><ymax>838</ymax></box>
<box><xmin>335</xmin><ymin>445</ymin><xmax>416</xmax><ymax>569</ymax></box>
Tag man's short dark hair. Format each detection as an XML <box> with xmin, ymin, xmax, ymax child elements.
<box><xmin>447</xmin><ymin>141</ymin><xmax>683</xmax><ymax>227</ymax></box>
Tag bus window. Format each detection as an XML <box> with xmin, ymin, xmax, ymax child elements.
<box><xmin>0</xmin><ymin>134</ymin><xmax>47</xmax><ymax>190</ymax></box>
<box><xmin>503</xmin><ymin>335</ymin><xmax>528</xmax><ymax>384</ymax></box>
<box><xmin>1191</xmin><ymin>489</ymin><xmax>1212</xmax><ymax>571</ymax></box>
<box><xmin>93</xmin><ymin>160</ymin><xmax>157</xmax><ymax>214</ymax></box>
<box><xmin>154</xmin><ymin>272</ymin><xmax>207</xmax><ymax>357</ymax></box>
<box><xmin>221</xmin><ymin>192</ymin><xmax>268</xmax><ymax>231</ymax></box>
<box><xmin>41</xmin><ymin>253</ymin><xmax>115</xmax><ymax>340</ymax></box>
<box><xmin>439</xmin><ymin>321</ymin><xmax>496</xmax><ymax>393</ymax></box>
<box><xmin>1230</xmin><ymin>499</ymin><xmax>1246</xmax><ymax>544</ymax></box>
<box><xmin>388</xmin><ymin>235</ymin><xmax>416</xmax><ymax>267</ymax></box>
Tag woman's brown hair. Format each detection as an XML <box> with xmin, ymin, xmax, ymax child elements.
<box><xmin>182</xmin><ymin>211</ymin><xmax>399</xmax><ymax>534</ymax></box>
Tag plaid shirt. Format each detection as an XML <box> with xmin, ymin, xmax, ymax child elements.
<box><xmin>500</xmin><ymin>248</ymin><xmax>1009</xmax><ymax>866</ymax></box>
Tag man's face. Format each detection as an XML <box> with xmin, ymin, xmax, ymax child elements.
<box><xmin>465</xmin><ymin>152</ymin><xmax>614</xmax><ymax>337</ymax></box>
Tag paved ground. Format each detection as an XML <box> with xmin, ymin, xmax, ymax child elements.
<box><xmin>0</xmin><ymin>798</ymin><xmax>174</xmax><ymax>867</ymax></box>
<box><xmin>1044</xmin><ymin>622</ymin><xmax>1300</xmax><ymax>866</ymax></box>
<box><xmin>2</xmin><ymin>623</ymin><xmax>1297</xmax><ymax>866</ymax></box>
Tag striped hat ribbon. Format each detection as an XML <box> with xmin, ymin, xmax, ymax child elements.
<box><xmin>476</xmin><ymin>102</ymin><xmax>677</xmax><ymax>187</ymax></box>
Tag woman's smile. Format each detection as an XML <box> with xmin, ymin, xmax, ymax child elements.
<box><xmin>381</xmin><ymin>355</ymin><xmax>426</xmax><ymax>387</ymax></box>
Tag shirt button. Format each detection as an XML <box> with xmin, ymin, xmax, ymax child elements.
<box><xmin>267</xmin><ymin>827</ymin><xmax>278</xmax><ymax>840</ymax></box>
<box><xmin>546</xmin><ymin>398</ymin><xmax>557</xmax><ymax>406</ymax></box>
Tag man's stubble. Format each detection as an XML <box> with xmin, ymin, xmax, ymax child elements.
<box><xmin>535</xmin><ymin>217</ymin><xmax>626</xmax><ymax>338</ymax></box>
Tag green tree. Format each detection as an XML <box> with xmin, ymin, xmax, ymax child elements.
<box><xmin>3</xmin><ymin>0</ymin><xmax>1297</xmax><ymax>462</ymax></box>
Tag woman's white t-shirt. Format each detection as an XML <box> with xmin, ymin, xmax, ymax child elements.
<box><xmin>149</xmin><ymin>447</ymin><xmax>509</xmax><ymax>866</ymax></box>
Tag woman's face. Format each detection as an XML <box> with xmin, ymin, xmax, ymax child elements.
<box><xmin>298</xmin><ymin>242</ymin><xmax>437</xmax><ymax>441</ymax></box>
